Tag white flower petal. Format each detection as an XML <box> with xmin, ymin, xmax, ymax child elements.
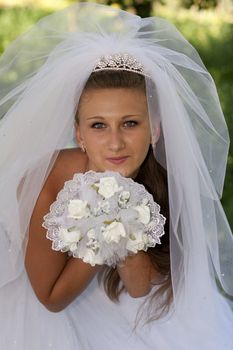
<box><xmin>68</xmin><ymin>199</ymin><xmax>90</xmax><ymax>219</ymax></box>
<box><xmin>96</xmin><ymin>177</ymin><xmax>121</xmax><ymax>199</ymax></box>
<box><xmin>126</xmin><ymin>232</ymin><xmax>146</xmax><ymax>253</ymax></box>
<box><xmin>87</xmin><ymin>228</ymin><xmax>96</xmax><ymax>239</ymax></box>
<box><xmin>60</xmin><ymin>227</ymin><xmax>82</xmax><ymax>244</ymax></box>
<box><xmin>82</xmin><ymin>249</ymin><xmax>103</xmax><ymax>266</ymax></box>
<box><xmin>102</xmin><ymin>221</ymin><xmax>126</xmax><ymax>243</ymax></box>
<box><xmin>134</xmin><ymin>204</ymin><xmax>150</xmax><ymax>225</ymax></box>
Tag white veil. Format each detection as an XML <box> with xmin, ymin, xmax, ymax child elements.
<box><xmin>0</xmin><ymin>1</ymin><xmax>232</xmax><ymax>340</ymax></box>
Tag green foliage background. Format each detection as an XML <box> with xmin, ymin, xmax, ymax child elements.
<box><xmin>0</xmin><ymin>2</ymin><xmax>232</xmax><ymax>228</ymax></box>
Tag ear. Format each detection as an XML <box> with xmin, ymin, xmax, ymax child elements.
<box><xmin>151</xmin><ymin>124</ymin><xmax>161</xmax><ymax>145</ymax></box>
<box><xmin>74</xmin><ymin>121</ymin><xmax>83</xmax><ymax>145</ymax></box>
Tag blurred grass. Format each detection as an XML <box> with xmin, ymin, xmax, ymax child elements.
<box><xmin>0</xmin><ymin>7</ymin><xmax>50</xmax><ymax>52</ymax></box>
<box><xmin>0</xmin><ymin>4</ymin><xmax>232</xmax><ymax>227</ymax></box>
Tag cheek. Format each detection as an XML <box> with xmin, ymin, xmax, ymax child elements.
<box><xmin>134</xmin><ymin>129</ymin><xmax>151</xmax><ymax>150</ymax></box>
<box><xmin>77</xmin><ymin>124</ymin><xmax>104</xmax><ymax>146</ymax></box>
<box><xmin>84</xmin><ymin>134</ymin><xmax>106</xmax><ymax>162</ymax></box>
<box><xmin>136</xmin><ymin>131</ymin><xmax>151</xmax><ymax>160</ymax></box>
<box><xmin>86</xmin><ymin>133</ymin><xmax>107</xmax><ymax>150</ymax></box>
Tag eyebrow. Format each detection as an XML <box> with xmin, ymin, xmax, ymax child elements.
<box><xmin>86</xmin><ymin>114</ymin><xmax>143</xmax><ymax>120</ymax></box>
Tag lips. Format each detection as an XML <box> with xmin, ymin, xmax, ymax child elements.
<box><xmin>106</xmin><ymin>156</ymin><xmax>129</xmax><ymax>165</ymax></box>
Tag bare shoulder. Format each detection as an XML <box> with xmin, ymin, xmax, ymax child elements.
<box><xmin>44</xmin><ymin>148</ymin><xmax>87</xmax><ymax>196</ymax></box>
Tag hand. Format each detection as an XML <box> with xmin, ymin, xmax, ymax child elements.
<box><xmin>117</xmin><ymin>251</ymin><xmax>159</xmax><ymax>298</ymax></box>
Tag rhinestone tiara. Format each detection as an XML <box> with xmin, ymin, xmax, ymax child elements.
<box><xmin>93</xmin><ymin>53</ymin><xmax>147</xmax><ymax>77</ymax></box>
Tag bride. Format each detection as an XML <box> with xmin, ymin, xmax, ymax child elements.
<box><xmin>0</xmin><ymin>3</ymin><xmax>232</xmax><ymax>349</ymax></box>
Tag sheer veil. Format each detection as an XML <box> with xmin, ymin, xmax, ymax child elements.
<box><xmin>0</xmin><ymin>1</ymin><xmax>232</xmax><ymax>342</ymax></box>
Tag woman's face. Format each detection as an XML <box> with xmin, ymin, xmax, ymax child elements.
<box><xmin>76</xmin><ymin>88</ymin><xmax>151</xmax><ymax>178</ymax></box>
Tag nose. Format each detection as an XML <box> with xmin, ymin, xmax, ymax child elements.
<box><xmin>108</xmin><ymin>129</ymin><xmax>125</xmax><ymax>152</ymax></box>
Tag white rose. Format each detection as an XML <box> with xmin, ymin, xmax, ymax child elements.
<box><xmin>82</xmin><ymin>249</ymin><xmax>104</xmax><ymax>266</ymax></box>
<box><xmin>126</xmin><ymin>232</ymin><xmax>146</xmax><ymax>253</ymax></box>
<box><xmin>100</xmin><ymin>201</ymin><xmax>110</xmax><ymax>214</ymax></box>
<box><xmin>102</xmin><ymin>221</ymin><xmax>126</xmax><ymax>243</ymax></box>
<box><xmin>93</xmin><ymin>201</ymin><xmax>110</xmax><ymax>216</ymax></box>
<box><xmin>59</xmin><ymin>227</ymin><xmax>82</xmax><ymax>252</ymax></box>
<box><xmin>86</xmin><ymin>229</ymin><xmax>100</xmax><ymax>251</ymax></box>
<box><xmin>68</xmin><ymin>199</ymin><xmax>90</xmax><ymax>219</ymax></box>
<box><xmin>133</xmin><ymin>204</ymin><xmax>150</xmax><ymax>225</ymax></box>
<box><xmin>118</xmin><ymin>191</ymin><xmax>130</xmax><ymax>206</ymax></box>
<box><xmin>87</xmin><ymin>228</ymin><xmax>96</xmax><ymax>239</ymax></box>
<box><xmin>96</xmin><ymin>177</ymin><xmax>122</xmax><ymax>199</ymax></box>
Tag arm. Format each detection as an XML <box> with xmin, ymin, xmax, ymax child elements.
<box><xmin>25</xmin><ymin>150</ymin><xmax>157</xmax><ymax>306</ymax></box>
<box><xmin>25</xmin><ymin>186</ymin><xmax>100</xmax><ymax>312</ymax></box>
<box><xmin>25</xmin><ymin>185</ymin><xmax>152</xmax><ymax>309</ymax></box>
<box><xmin>117</xmin><ymin>251</ymin><xmax>158</xmax><ymax>298</ymax></box>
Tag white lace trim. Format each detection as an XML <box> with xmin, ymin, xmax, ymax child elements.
<box><xmin>43</xmin><ymin>171</ymin><xmax>166</xmax><ymax>266</ymax></box>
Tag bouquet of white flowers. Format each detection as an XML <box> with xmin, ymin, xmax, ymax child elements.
<box><xmin>43</xmin><ymin>171</ymin><xmax>166</xmax><ymax>266</ymax></box>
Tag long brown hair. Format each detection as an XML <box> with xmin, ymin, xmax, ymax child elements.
<box><xmin>77</xmin><ymin>70</ymin><xmax>172</xmax><ymax>321</ymax></box>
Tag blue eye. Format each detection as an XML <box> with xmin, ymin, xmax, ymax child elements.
<box><xmin>91</xmin><ymin>122</ymin><xmax>106</xmax><ymax>129</ymax></box>
<box><xmin>123</xmin><ymin>120</ymin><xmax>138</xmax><ymax>127</ymax></box>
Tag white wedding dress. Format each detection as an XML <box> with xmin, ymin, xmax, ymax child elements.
<box><xmin>0</xmin><ymin>3</ymin><xmax>233</xmax><ymax>349</ymax></box>
<box><xmin>1</xmin><ymin>266</ymin><xmax>232</xmax><ymax>349</ymax></box>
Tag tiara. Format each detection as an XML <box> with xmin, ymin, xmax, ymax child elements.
<box><xmin>93</xmin><ymin>53</ymin><xmax>147</xmax><ymax>77</ymax></box>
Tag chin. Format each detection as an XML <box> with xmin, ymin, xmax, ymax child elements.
<box><xmin>90</xmin><ymin>161</ymin><xmax>138</xmax><ymax>178</ymax></box>
<box><xmin>109</xmin><ymin>167</ymin><xmax>137</xmax><ymax>178</ymax></box>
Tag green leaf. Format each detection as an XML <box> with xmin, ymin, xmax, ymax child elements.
<box><xmin>129</xmin><ymin>233</ymin><xmax>136</xmax><ymax>240</ymax></box>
